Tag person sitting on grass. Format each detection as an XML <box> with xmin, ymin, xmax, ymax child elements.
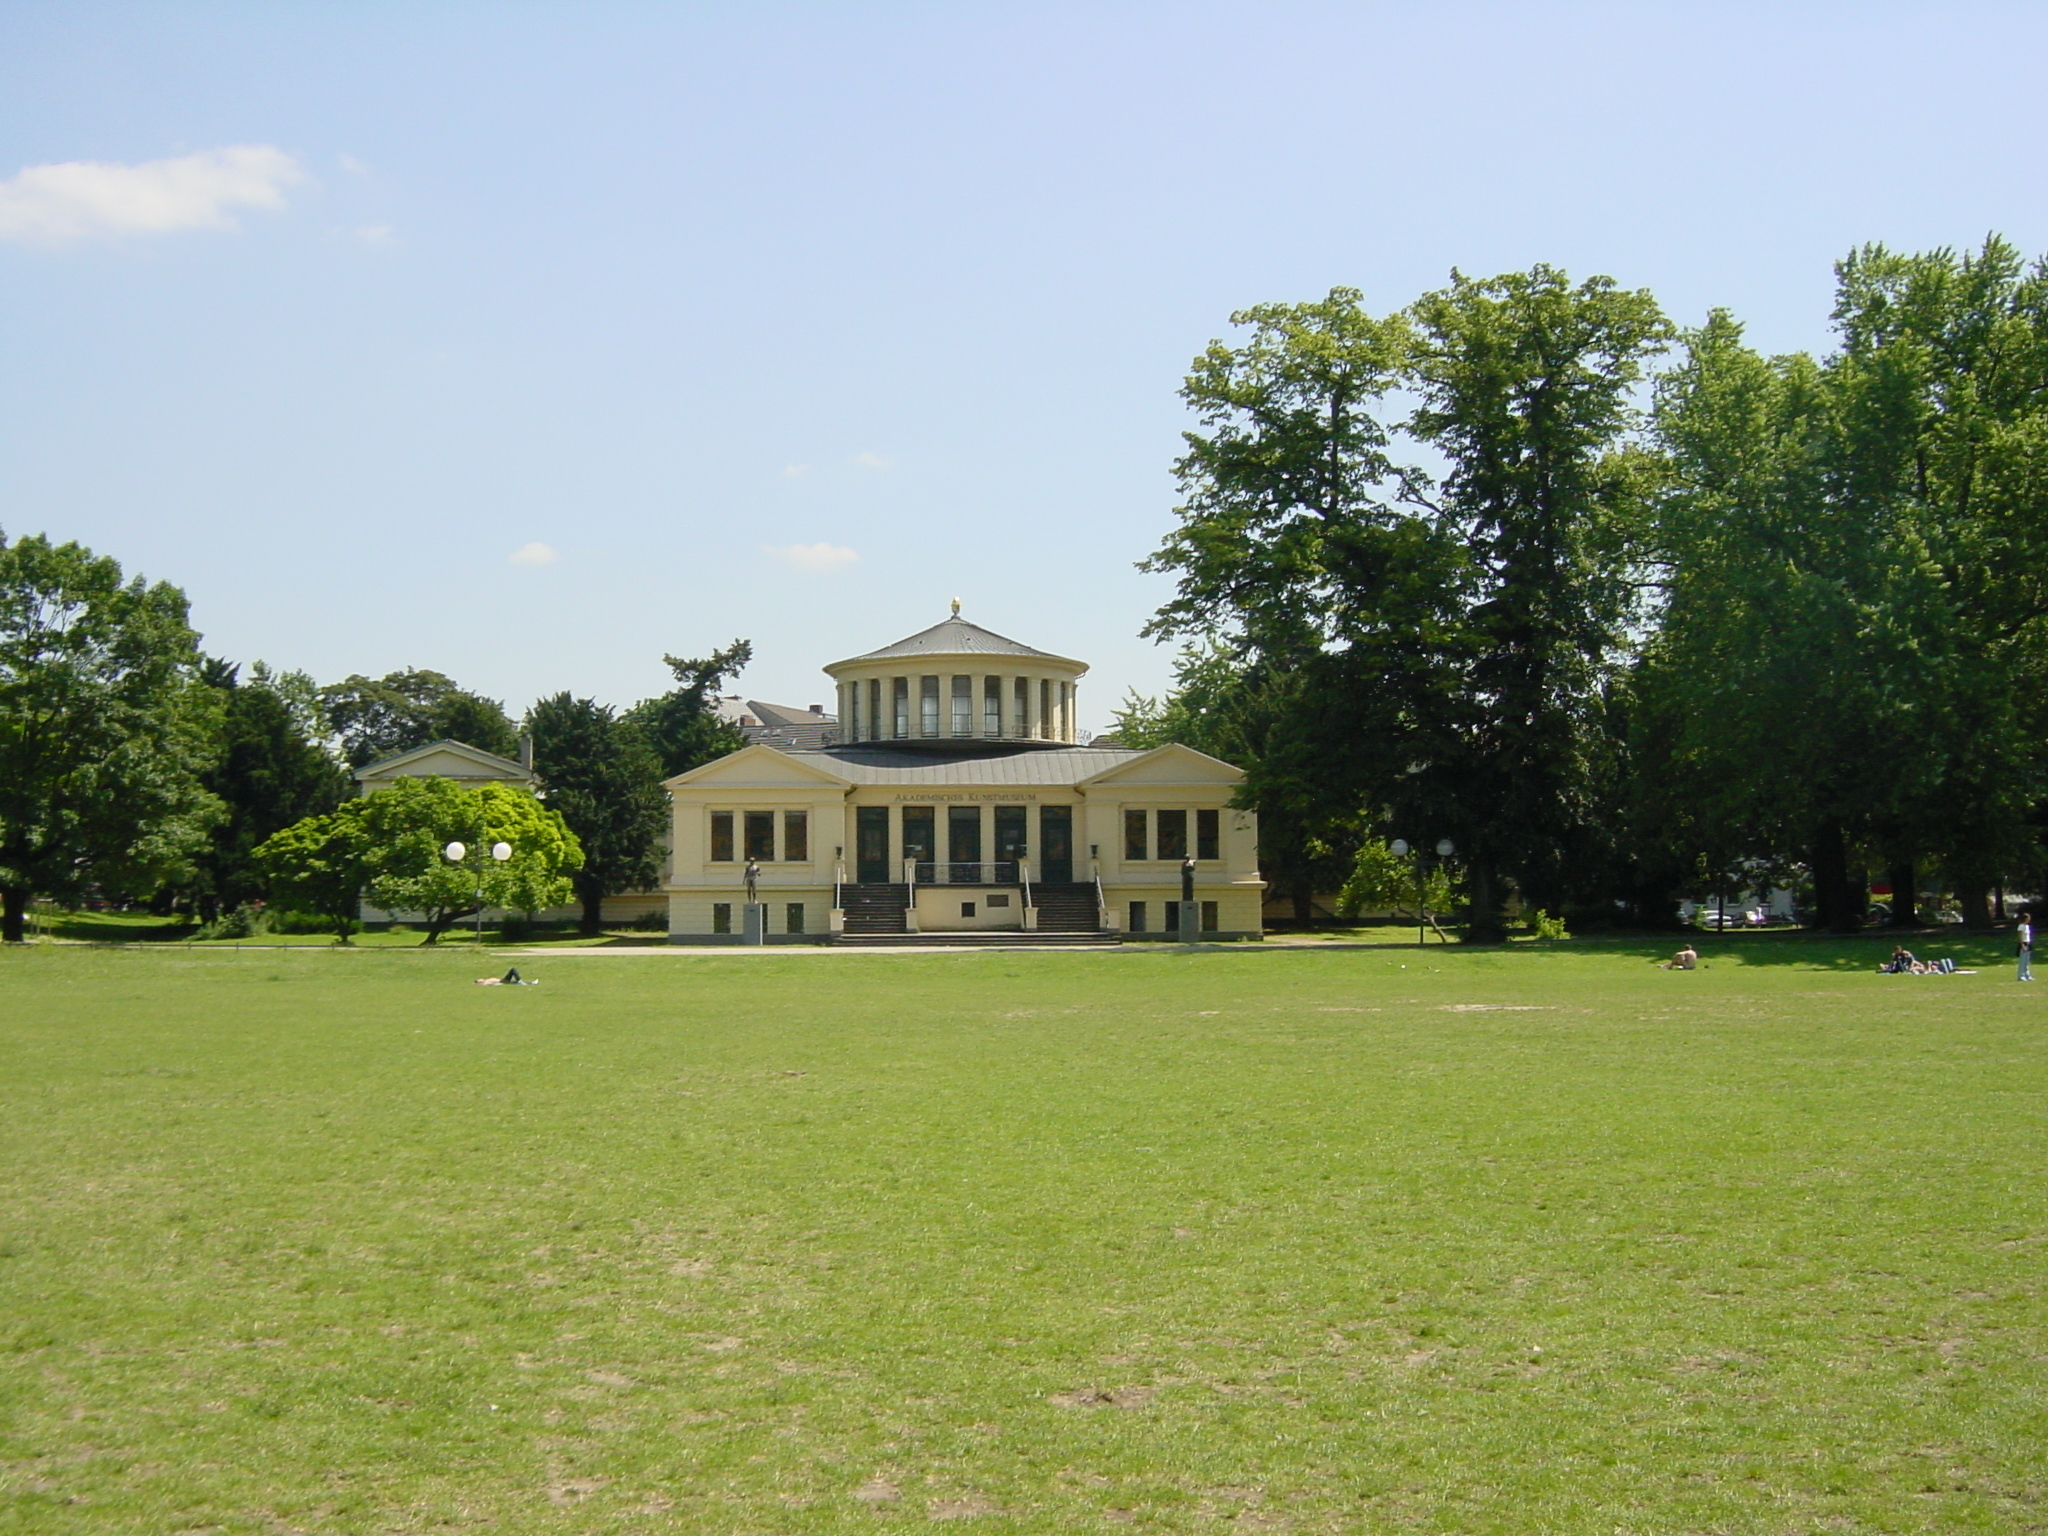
<box><xmin>1880</xmin><ymin>946</ymin><xmax>1916</xmax><ymax>974</ymax></box>
<box><xmin>1662</xmin><ymin>944</ymin><xmax>1699</xmax><ymax>970</ymax></box>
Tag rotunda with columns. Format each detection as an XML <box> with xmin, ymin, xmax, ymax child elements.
<box><xmin>661</xmin><ymin>607</ymin><xmax>1264</xmax><ymax>945</ymax></box>
<box><xmin>829</xmin><ymin>600</ymin><xmax>1088</xmax><ymax>748</ymax></box>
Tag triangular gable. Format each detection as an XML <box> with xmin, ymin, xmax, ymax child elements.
<box><xmin>665</xmin><ymin>742</ymin><xmax>852</xmax><ymax>791</ymax></box>
<box><xmin>1079</xmin><ymin>742</ymin><xmax>1244</xmax><ymax>787</ymax></box>
<box><xmin>356</xmin><ymin>739</ymin><xmax>531</xmax><ymax>782</ymax></box>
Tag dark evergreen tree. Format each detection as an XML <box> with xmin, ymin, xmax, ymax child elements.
<box><xmin>526</xmin><ymin>692</ymin><xmax>668</xmax><ymax>934</ymax></box>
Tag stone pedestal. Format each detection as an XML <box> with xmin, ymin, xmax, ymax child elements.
<box><xmin>1179</xmin><ymin>904</ymin><xmax>1201</xmax><ymax>945</ymax></box>
<box><xmin>742</xmin><ymin>902</ymin><xmax>767</xmax><ymax>945</ymax></box>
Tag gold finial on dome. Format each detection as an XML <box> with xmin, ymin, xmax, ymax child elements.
<box><xmin>950</xmin><ymin>597</ymin><xmax>961</xmax><ymax>617</ymax></box>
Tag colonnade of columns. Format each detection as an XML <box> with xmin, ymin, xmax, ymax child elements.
<box><xmin>833</xmin><ymin>672</ymin><xmax>1078</xmax><ymax>745</ymax></box>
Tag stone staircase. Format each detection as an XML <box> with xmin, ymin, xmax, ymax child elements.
<box><xmin>1029</xmin><ymin>882</ymin><xmax>1108</xmax><ymax>934</ymax></box>
<box><xmin>838</xmin><ymin>883</ymin><xmax>910</xmax><ymax>935</ymax></box>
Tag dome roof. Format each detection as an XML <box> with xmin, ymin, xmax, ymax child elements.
<box><xmin>827</xmin><ymin>612</ymin><xmax>1083</xmax><ymax>671</ymax></box>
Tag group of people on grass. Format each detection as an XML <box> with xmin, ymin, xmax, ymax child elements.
<box><xmin>1659</xmin><ymin>910</ymin><xmax>2038</xmax><ymax>979</ymax></box>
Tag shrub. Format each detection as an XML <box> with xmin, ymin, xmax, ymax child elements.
<box><xmin>1529</xmin><ymin>909</ymin><xmax>1570</xmax><ymax>942</ymax></box>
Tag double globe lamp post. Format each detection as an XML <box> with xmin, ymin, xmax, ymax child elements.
<box><xmin>444</xmin><ymin>839</ymin><xmax>512</xmax><ymax>947</ymax></box>
<box><xmin>1389</xmin><ymin>837</ymin><xmax>1455</xmax><ymax>947</ymax></box>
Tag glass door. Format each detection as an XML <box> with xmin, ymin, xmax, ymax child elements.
<box><xmin>1039</xmin><ymin>805</ymin><xmax>1073</xmax><ymax>883</ymax></box>
<box><xmin>855</xmin><ymin>806</ymin><xmax>889</xmax><ymax>884</ymax></box>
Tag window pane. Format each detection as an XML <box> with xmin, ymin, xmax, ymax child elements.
<box><xmin>712</xmin><ymin>902</ymin><xmax>731</xmax><ymax>934</ymax></box>
<box><xmin>1200</xmin><ymin>900</ymin><xmax>1218</xmax><ymax>932</ymax></box>
<box><xmin>1013</xmin><ymin>677</ymin><xmax>1029</xmax><ymax>735</ymax></box>
<box><xmin>783</xmin><ymin>811</ymin><xmax>808</xmax><ymax>862</ymax></box>
<box><xmin>867</xmin><ymin>679</ymin><xmax>881</xmax><ymax>743</ymax></box>
<box><xmin>710</xmin><ymin>812</ymin><xmax>734</xmax><ymax>862</ymax></box>
<box><xmin>786</xmin><ymin>902</ymin><xmax>805</xmax><ymax>934</ymax></box>
<box><xmin>994</xmin><ymin>805</ymin><xmax>1027</xmax><ymax>861</ymax></box>
<box><xmin>1124</xmin><ymin>809</ymin><xmax>1148</xmax><ymax>861</ymax></box>
<box><xmin>744</xmin><ymin>811</ymin><xmax>775</xmax><ymax>861</ymax></box>
<box><xmin>984</xmin><ymin>676</ymin><xmax>1001</xmax><ymax>736</ymax></box>
<box><xmin>920</xmin><ymin>676</ymin><xmax>940</xmax><ymax>735</ymax></box>
<box><xmin>1157</xmin><ymin>810</ymin><xmax>1188</xmax><ymax>860</ymax></box>
<box><xmin>1196</xmin><ymin>809</ymin><xmax>1220</xmax><ymax>861</ymax></box>
<box><xmin>893</xmin><ymin>677</ymin><xmax>910</xmax><ymax>737</ymax></box>
<box><xmin>1128</xmin><ymin>901</ymin><xmax>1147</xmax><ymax>933</ymax></box>
<box><xmin>951</xmin><ymin>675</ymin><xmax>973</xmax><ymax>735</ymax></box>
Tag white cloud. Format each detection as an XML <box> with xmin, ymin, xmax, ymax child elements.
<box><xmin>0</xmin><ymin>145</ymin><xmax>306</xmax><ymax>246</ymax></box>
<box><xmin>852</xmin><ymin>451</ymin><xmax>892</xmax><ymax>470</ymax></box>
<box><xmin>765</xmin><ymin>542</ymin><xmax>860</xmax><ymax>572</ymax></box>
<box><xmin>509</xmin><ymin>542</ymin><xmax>559</xmax><ymax>566</ymax></box>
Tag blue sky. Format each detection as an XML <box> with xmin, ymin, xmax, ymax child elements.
<box><xmin>3</xmin><ymin>1</ymin><xmax>2044</xmax><ymax>729</ymax></box>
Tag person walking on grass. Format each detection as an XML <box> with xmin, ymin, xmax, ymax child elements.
<box><xmin>2019</xmin><ymin>911</ymin><xmax>2034</xmax><ymax>982</ymax></box>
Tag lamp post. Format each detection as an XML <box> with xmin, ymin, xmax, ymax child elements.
<box><xmin>445</xmin><ymin>839</ymin><xmax>512</xmax><ymax>947</ymax></box>
<box><xmin>1391</xmin><ymin>837</ymin><xmax>1455</xmax><ymax>946</ymax></box>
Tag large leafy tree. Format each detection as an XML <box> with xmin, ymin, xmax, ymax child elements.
<box><xmin>253</xmin><ymin>809</ymin><xmax>374</xmax><ymax>943</ymax></box>
<box><xmin>526</xmin><ymin>692</ymin><xmax>668</xmax><ymax>933</ymax></box>
<box><xmin>1140</xmin><ymin>290</ymin><xmax>1456</xmax><ymax>923</ymax></box>
<box><xmin>1643</xmin><ymin>239</ymin><xmax>2048</xmax><ymax>929</ymax></box>
<box><xmin>357</xmin><ymin>778</ymin><xmax>582</xmax><ymax>943</ymax></box>
<box><xmin>628</xmin><ymin>640</ymin><xmax>751</xmax><ymax>778</ymax></box>
<box><xmin>189</xmin><ymin>660</ymin><xmax>350</xmax><ymax>916</ymax></box>
<box><xmin>0</xmin><ymin>532</ymin><xmax>223</xmax><ymax>942</ymax></box>
<box><xmin>1401</xmin><ymin>266</ymin><xmax>1671</xmax><ymax>941</ymax></box>
<box><xmin>321</xmin><ymin>668</ymin><xmax>521</xmax><ymax>767</ymax></box>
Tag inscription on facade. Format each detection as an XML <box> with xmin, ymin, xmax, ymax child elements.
<box><xmin>891</xmin><ymin>792</ymin><xmax>1039</xmax><ymax>803</ymax></box>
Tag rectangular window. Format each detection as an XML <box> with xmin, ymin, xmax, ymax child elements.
<box><xmin>867</xmin><ymin>679</ymin><xmax>882</xmax><ymax>743</ymax></box>
<box><xmin>1014</xmin><ymin>676</ymin><xmax>1029</xmax><ymax>735</ymax></box>
<box><xmin>712</xmin><ymin>902</ymin><xmax>732</xmax><ymax>934</ymax></box>
<box><xmin>783</xmin><ymin>811</ymin><xmax>808</xmax><ymax>863</ymax></box>
<box><xmin>1124</xmin><ymin>809</ymin><xmax>1148</xmax><ymax>861</ymax></box>
<box><xmin>1201</xmin><ymin>900</ymin><xmax>1219</xmax><ymax>932</ymax></box>
<box><xmin>920</xmin><ymin>675</ymin><xmax>941</xmax><ymax>736</ymax></box>
<box><xmin>960</xmin><ymin>901</ymin><xmax>976</xmax><ymax>918</ymax></box>
<box><xmin>1040</xmin><ymin>679</ymin><xmax>1053</xmax><ymax>740</ymax></box>
<box><xmin>986</xmin><ymin>893</ymin><xmax>1010</xmax><ymax>908</ymax></box>
<box><xmin>1196</xmin><ymin>809</ymin><xmax>1220</xmax><ymax>862</ymax></box>
<box><xmin>1128</xmin><ymin>901</ymin><xmax>1147</xmax><ymax>933</ymax></box>
<box><xmin>984</xmin><ymin>675</ymin><xmax>1002</xmax><ymax>736</ymax></box>
<box><xmin>786</xmin><ymin>902</ymin><xmax>805</xmax><ymax>934</ymax></box>
<box><xmin>744</xmin><ymin>811</ymin><xmax>775</xmax><ymax>861</ymax></box>
<box><xmin>1165</xmin><ymin>900</ymin><xmax>1182</xmax><ymax>930</ymax></box>
<box><xmin>893</xmin><ymin>677</ymin><xmax>910</xmax><ymax>738</ymax></box>
<box><xmin>1157</xmin><ymin>809</ymin><xmax>1188</xmax><ymax>861</ymax></box>
<box><xmin>951</xmin><ymin>674</ymin><xmax>973</xmax><ymax>735</ymax></box>
<box><xmin>710</xmin><ymin>812</ymin><xmax>735</xmax><ymax>862</ymax></box>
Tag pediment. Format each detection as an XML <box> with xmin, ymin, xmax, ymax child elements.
<box><xmin>357</xmin><ymin>739</ymin><xmax>531</xmax><ymax>783</ymax></box>
<box><xmin>1080</xmin><ymin>742</ymin><xmax>1244</xmax><ymax>787</ymax></box>
<box><xmin>666</xmin><ymin>743</ymin><xmax>851</xmax><ymax>791</ymax></box>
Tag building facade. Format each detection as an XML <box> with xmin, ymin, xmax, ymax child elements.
<box><xmin>663</xmin><ymin>609</ymin><xmax>1263</xmax><ymax>943</ymax></box>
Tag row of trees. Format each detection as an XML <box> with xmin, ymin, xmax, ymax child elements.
<box><xmin>0</xmin><ymin>526</ymin><xmax>754</xmax><ymax>942</ymax></box>
<box><xmin>1122</xmin><ymin>237</ymin><xmax>2048</xmax><ymax>937</ymax></box>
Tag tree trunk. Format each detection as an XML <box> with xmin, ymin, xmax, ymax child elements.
<box><xmin>1886</xmin><ymin>860</ymin><xmax>1917</xmax><ymax>927</ymax></box>
<box><xmin>1956</xmin><ymin>880</ymin><xmax>1993</xmax><ymax>930</ymax></box>
<box><xmin>1462</xmin><ymin>857</ymin><xmax>1506</xmax><ymax>944</ymax></box>
<box><xmin>1</xmin><ymin>887</ymin><xmax>24</xmax><ymax>944</ymax></box>
<box><xmin>1810</xmin><ymin>822</ymin><xmax>1858</xmax><ymax>932</ymax></box>
<box><xmin>580</xmin><ymin>885</ymin><xmax>605</xmax><ymax>936</ymax></box>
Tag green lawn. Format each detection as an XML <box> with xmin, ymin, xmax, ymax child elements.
<box><xmin>1</xmin><ymin>937</ymin><xmax>2042</xmax><ymax>1532</ymax></box>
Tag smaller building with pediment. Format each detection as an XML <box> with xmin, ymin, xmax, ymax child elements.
<box><xmin>663</xmin><ymin>608</ymin><xmax>1263</xmax><ymax>943</ymax></box>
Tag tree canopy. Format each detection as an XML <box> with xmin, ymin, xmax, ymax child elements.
<box><xmin>0</xmin><ymin>532</ymin><xmax>223</xmax><ymax>942</ymax></box>
<box><xmin>321</xmin><ymin>668</ymin><xmax>521</xmax><ymax>767</ymax></box>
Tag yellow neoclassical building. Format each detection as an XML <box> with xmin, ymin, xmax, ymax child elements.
<box><xmin>663</xmin><ymin>608</ymin><xmax>1263</xmax><ymax>944</ymax></box>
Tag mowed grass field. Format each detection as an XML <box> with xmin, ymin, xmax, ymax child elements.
<box><xmin>1</xmin><ymin>939</ymin><xmax>2043</xmax><ymax>1534</ymax></box>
